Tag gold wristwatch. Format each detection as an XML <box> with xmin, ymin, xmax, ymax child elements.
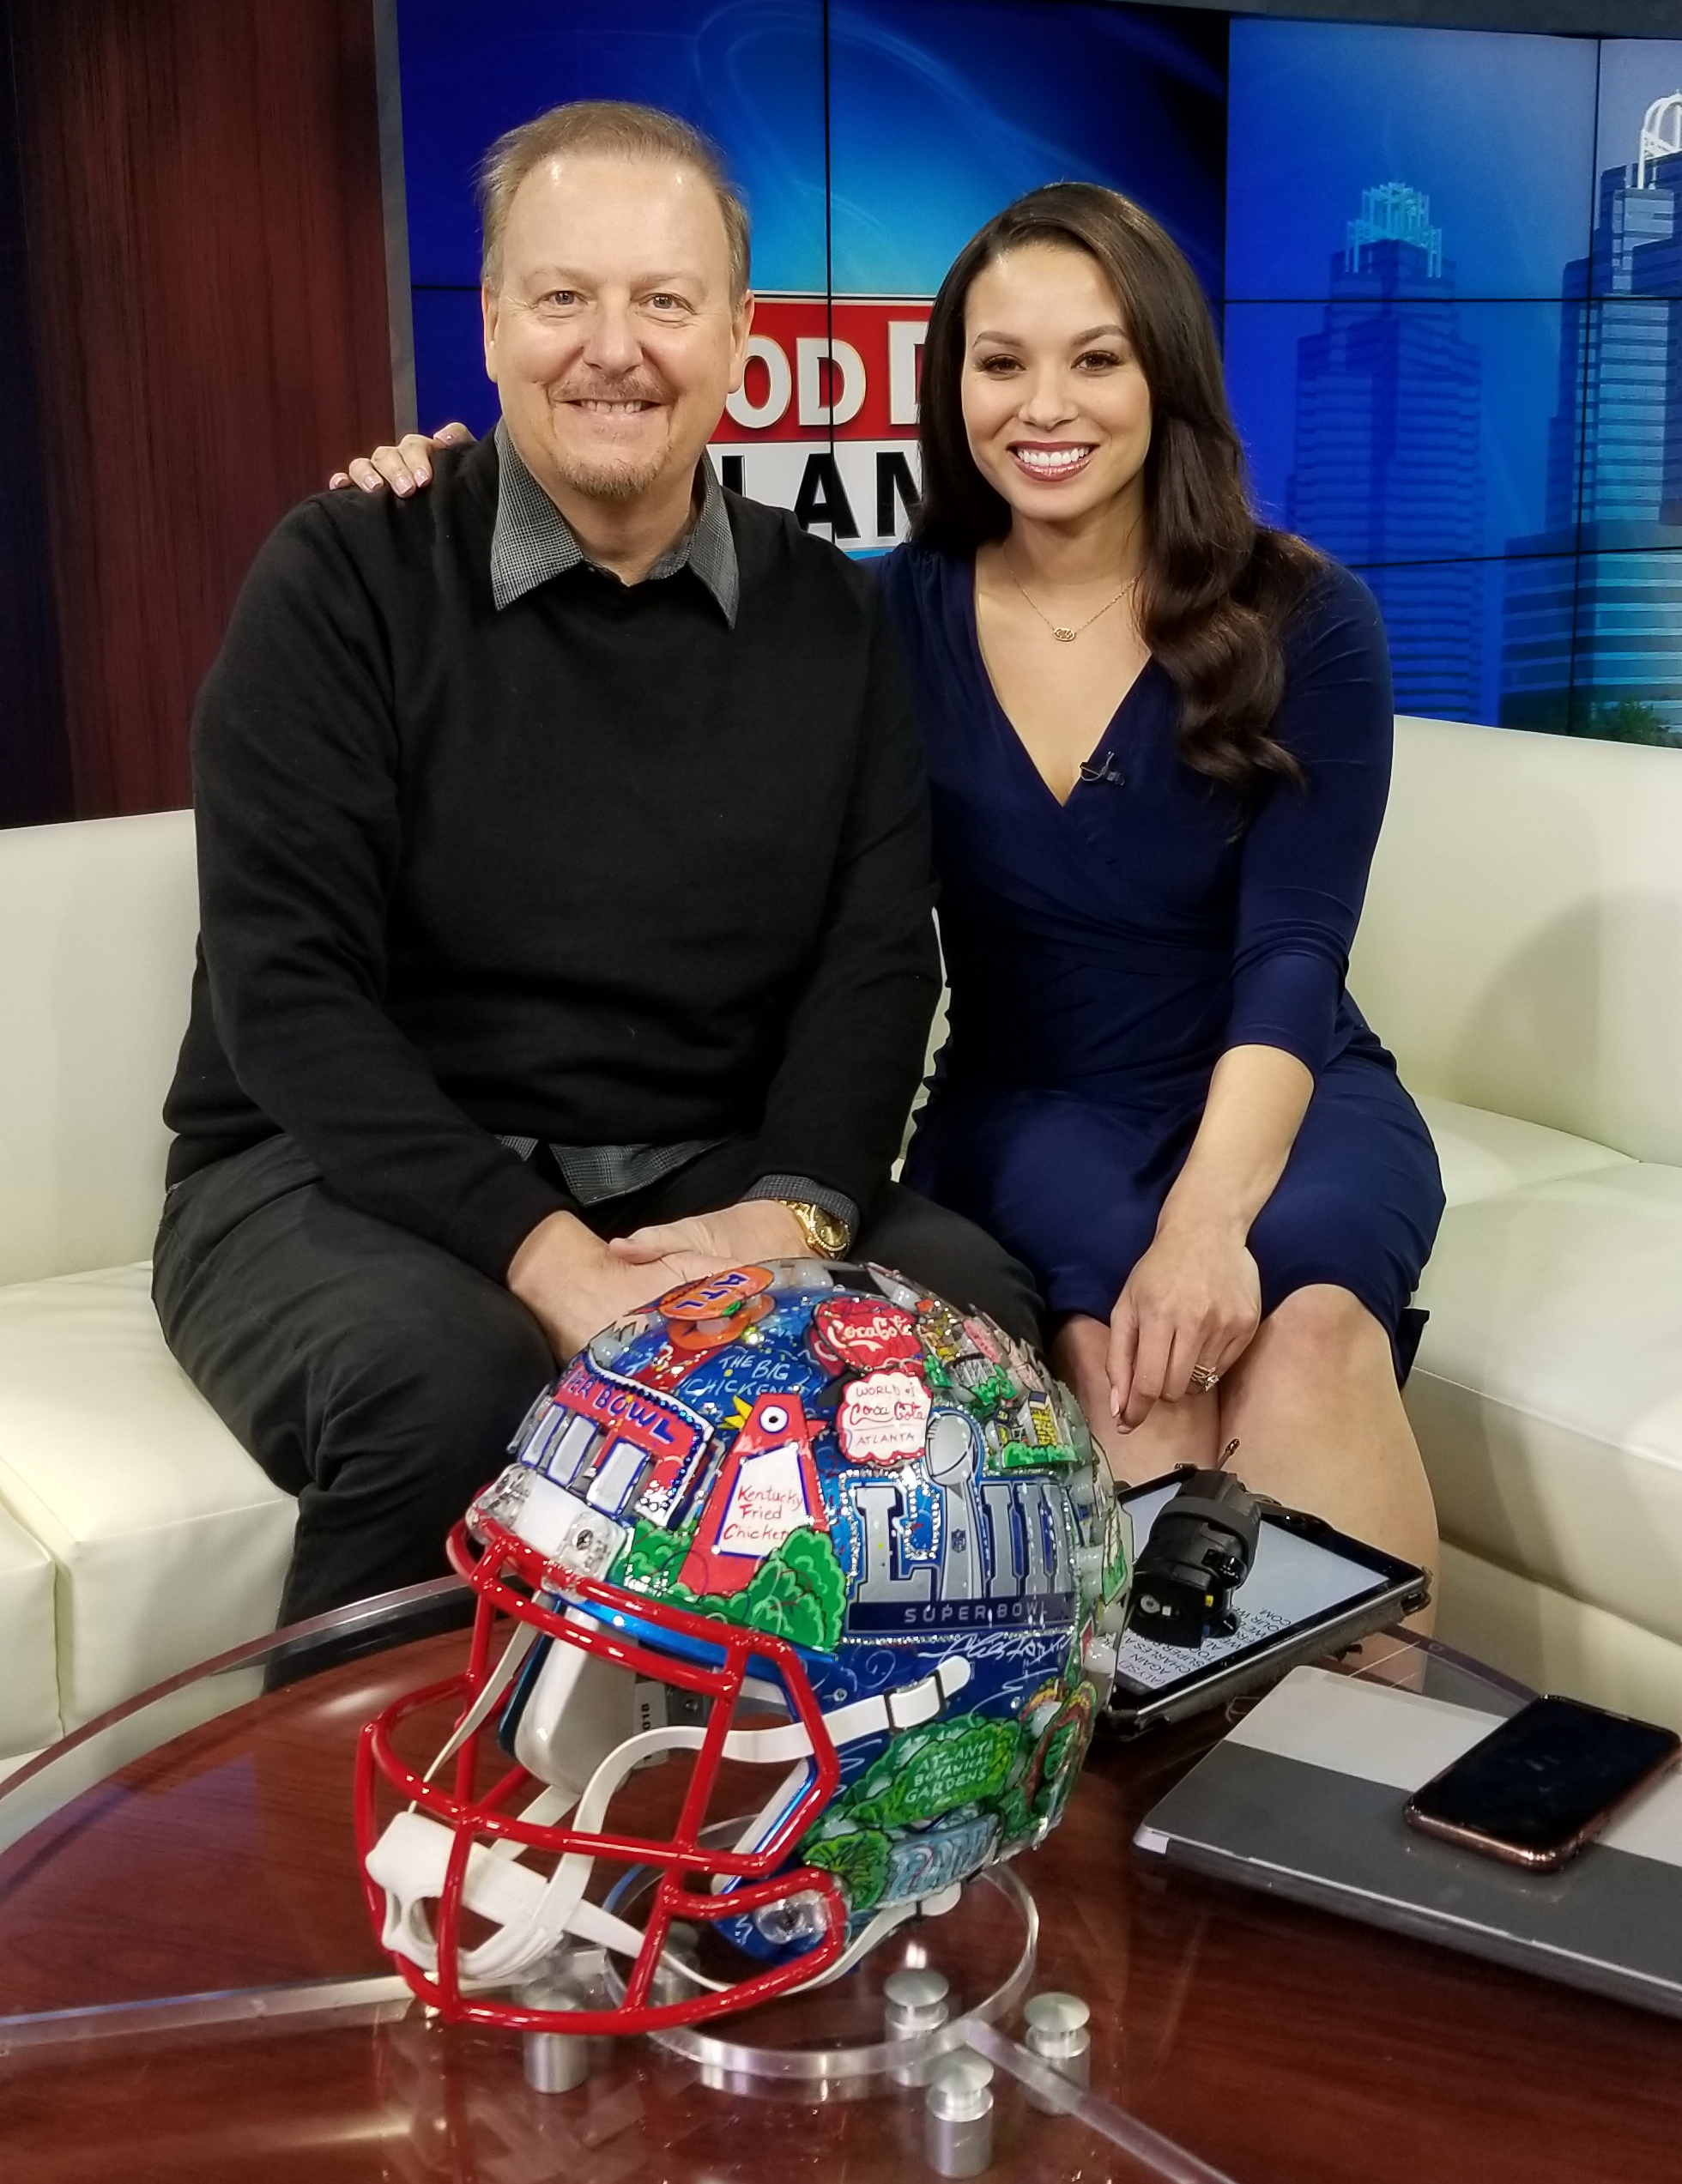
<box><xmin>772</xmin><ymin>1198</ymin><xmax>852</xmax><ymax>1259</ymax></box>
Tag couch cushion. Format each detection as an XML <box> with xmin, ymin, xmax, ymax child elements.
<box><xmin>0</xmin><ymin>1499</ymin><xmax>59</xmax><ymax>1755</ymax></box>
<box><xmin>1352</xmin><ymin>717</ymin><xmax>1682</xmax><ymax>1166</ymax></box>
<box><xmin>1435</xmin><ymin>1542</ymin><xmax>1682</xmax><ymax>1736</ymax></box>
<box><xmin>0</xmin><ymin>808</ymin><xmax>198</xmax><ymax>1285</ymax></box>
<box><xmin>1417</xmin><ymin>1095</ymin><xmax>1632</xmax><ymax>1210</ymax></box>
<box><xmin>0</xmin><ymin>1264</ymin><xmax>293</xmax><ymax>1727</ymax></box>
<box><xmin>1407</xmin><ymin>1164</ymin><xmax>1682</xmax><ymax>1654</ymax></box>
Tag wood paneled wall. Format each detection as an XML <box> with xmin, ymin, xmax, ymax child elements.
<box><xmin>0</xmin><ymin>16</ymin><xmax>68</xmax><ymax>827</ymax></box>
<box><xmin>9</xmin><ymin>0</ymin><xmax>395</xmax><ymax>819</ymax></box>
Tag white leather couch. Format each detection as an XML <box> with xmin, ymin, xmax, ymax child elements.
<box><xmin>0</xmin><ymin>813</ymin><xmax>293</xmax><ymax>1774</ymax></box>
<box><xmin>2</xmin><ymin>714</ymin><xmax>1680</xmax><ymax>1772</ymax></box>
<box><xmin>1352</xmin><ymin>717</ymin><xmax>1682</xmax><ymax>1733</ymax></box>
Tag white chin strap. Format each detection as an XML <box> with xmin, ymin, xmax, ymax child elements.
<box><xmin>366</xmin><ymin>1634</ymin><xmax>972</xmax><ymax>1998</ymax></box>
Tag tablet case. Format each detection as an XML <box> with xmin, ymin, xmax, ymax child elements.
<box><xmin>1133</xmin><ymin>1667</ymin><xmax>1682</xmax><ymax>2018</ymax></box>
<box><xmin>1101</xmin><ymin>1482</ymin><xmax>1429</xmax><ymax>1734</ymax></box>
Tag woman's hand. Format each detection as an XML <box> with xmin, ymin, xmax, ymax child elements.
<box><xmin>328</xmin><ymin>421</ymin><xmax>475</xmax><ymax>495</ymax></box>
<box><xmin>1106</xmin><ymin>1213</ymin><xmax>1262</xmax><ymax>1431</ymax></box>
<box><xmin>1105</xmin><ymin>1043</ymin><xmax>1314</xmax><ymax>1430</ymax></box>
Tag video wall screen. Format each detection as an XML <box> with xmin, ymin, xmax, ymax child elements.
<box><xmin>395</xmin><ymin>2</ymin><xmax>1682</xmax><ymax>746</ymax></box>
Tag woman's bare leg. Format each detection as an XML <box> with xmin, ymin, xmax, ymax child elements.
<box><xmin>1051</xmin><ymin>1313</ymin><xmax>1220</xmax><ymax>1481</ymax></box>
<box><xmin>1216</xmin><ymin>1283</ymin><xmax>1437</xmax><ymax>1634</ymax></box>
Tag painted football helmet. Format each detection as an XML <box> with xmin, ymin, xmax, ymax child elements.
<box><xmin>356</xmin><ymin>1260</ymin><xmax>1131</xmax><ymax>2034</ymax></box>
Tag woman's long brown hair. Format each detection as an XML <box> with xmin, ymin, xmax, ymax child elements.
<box><xmin>914</xmin><ymin>183</ymin><xmax>1322</xmax><ymax>795</ymax></box>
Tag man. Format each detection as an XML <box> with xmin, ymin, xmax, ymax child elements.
<box><xmin>155</xmin><ymin>99</ymin><xmax>1037</xmax><ymax>1629</ymax></box>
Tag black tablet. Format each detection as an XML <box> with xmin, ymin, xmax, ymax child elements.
<box><xmin>1101</xmin><ymin>1473</ymin><xmax>1431</xmax><ymax>1733</ymax></box>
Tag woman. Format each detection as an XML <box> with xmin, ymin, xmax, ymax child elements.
<box><xmin>336</xmin><ymin>183</ymin><xmax>1443</xmax><ymax>1582</ymax></box>
<box><xmin>881</xmin><ymin>186</ymin><xmax>1441</xmax><ymax>1583</ymax></box>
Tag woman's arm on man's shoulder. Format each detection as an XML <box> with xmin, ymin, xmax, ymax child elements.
<box><xmin>328</xmin><ymin>420</ymin><xmax>475</xmax><ymax>496</ymax></box>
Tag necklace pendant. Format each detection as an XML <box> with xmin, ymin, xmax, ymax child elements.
<box><xmin>1052</xmin><ymin>626</ymin><xmax>1077</xmax><ymax>644</ymax></box>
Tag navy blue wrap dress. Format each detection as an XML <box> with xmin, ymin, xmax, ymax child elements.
<box><xmin>877</xmin><ymin>543</ymin><xmax>1444</xmax><ymax>1346</ymax></box>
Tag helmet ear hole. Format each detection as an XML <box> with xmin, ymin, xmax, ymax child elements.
<box><xmin>511</xmin><ymin>1618</ymin><xmax>642</xmax><ymax>1796</ymax></box>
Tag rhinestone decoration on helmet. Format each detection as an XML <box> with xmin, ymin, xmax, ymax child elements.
<box><xmin>356</xmin><ymin>1261</ymin><xmax>1131</xmax><ymax>2036</ymax></box>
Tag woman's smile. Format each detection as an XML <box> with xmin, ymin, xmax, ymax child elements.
<box><xmin>1008</xmin><ymin>440</ymin><xmax>1097</xmax><ymax>482</ymax></box>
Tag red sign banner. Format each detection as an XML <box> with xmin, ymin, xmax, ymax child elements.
<box><xmin>711</xmin><ymin>295</ymin><xmax>931</xmax><ymax>445</ymax></box>
<box><xmin>707</xmin><ymin>293</ymin><xmax>933</xmax><ymax>554</ymax></box>
<box><xmin>552</xmin><ymin>1358</ymin><xmax>703</xmax><ymax>1470</ymax></box>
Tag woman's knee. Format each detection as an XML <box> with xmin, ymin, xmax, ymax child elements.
<box><xmin>1237</xmin><ymin>1283</ymin><xmax>1389</xmax><ymax>1391</ymax></box>
<box><xmin>1050</xmin><ymin>1312</ymin><xmax>1108</xmax><ymax>1379</ymax></box>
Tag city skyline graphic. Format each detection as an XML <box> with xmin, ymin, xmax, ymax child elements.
<box><xmin>1286</xmin><ymin>181</ymin><xmax>1486</xmax><ymax>721</ymax></box>
<box><xmin>1283</xmin><ymin>89</ymin><xmax>1682</xmax><ymax>740</ymax></box>
<box><xmin>1501</xmin><ymin>92</ymin><xmax>1682</xmax><ymax>740</ymax></box>
<box><xmin>1243</xmin><ymin>26</ymin><xmax>1682</xmax><ymax>743</ymax></box>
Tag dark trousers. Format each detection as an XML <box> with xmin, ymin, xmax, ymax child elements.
<box><xmin>153</xmin><ymin>1134</ymin><xmax>1042</xmax><ymax>1628</ymax></box>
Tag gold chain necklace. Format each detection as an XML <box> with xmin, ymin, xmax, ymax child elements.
<box><xmin>1002</xmin><ymin>551</ymin><xmax>1132</xmax><ymax>644</ymax></box>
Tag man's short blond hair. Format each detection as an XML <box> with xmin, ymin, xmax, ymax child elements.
<box><xmin>476</xmin><ymin>100</ymin><xmax>751</xmax><ymax>301</ymax></box>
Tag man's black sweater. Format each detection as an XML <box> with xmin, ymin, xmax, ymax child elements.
<box><xmin>165</xmin><ymin>434</ymin><xmax>940</xmax><ymax>1281</ymax></box>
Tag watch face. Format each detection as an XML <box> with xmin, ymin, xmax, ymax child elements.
<box><xmin>789</xmin><ymin>1201</ymin><xmax>846</xmax><ymax>1255</ymax></box>
<box><xmin>812</xmin><ymin>1211</ymin><xmax>849</xmax><ymax>1254</ymax></box>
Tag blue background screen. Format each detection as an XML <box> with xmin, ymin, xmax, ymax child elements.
<box><xmin>395</xmin><ymin>1</ymin><xmax>1682</xmax><ymax>746</ymax></box>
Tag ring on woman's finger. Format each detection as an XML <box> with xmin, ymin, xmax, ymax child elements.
<box><xmin>1188</xmin><ymin>1364</ymin><xmax>1221</xmax><ymax>1395</ymax></box>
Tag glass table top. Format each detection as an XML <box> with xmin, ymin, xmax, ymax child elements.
<box><xmin>2</xmin><ymin>1592</ymin><xmax>1677</xmax><ymax>2184</ymax></box>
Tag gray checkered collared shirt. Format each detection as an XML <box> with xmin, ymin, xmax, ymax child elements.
<box><xmin>487</xmin><ymin>423</ymin><xmax>856</xmax><ymax>1242</ymax></box>
<box><xmin>490</xmin><ymin>418</ymin><xmax>739</xmax><ymax>621</ymax></box>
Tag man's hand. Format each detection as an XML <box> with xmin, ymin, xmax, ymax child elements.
<box><xmin>1106</xmin><ymin>1213</ymin><xmax>1262</xmax><ymax>1431</ymax></box>
<box><xmin>607</xmin><ymin>1201</ymin><xmax>806</xmax><ymax>1291</ymax></box>
<box><xmin>507</xmin><ymin>1201</ymin><xmax>807</xmax><ymax>1361</ymax></box>
<box><xmin>328</xmin><ymin>421</ymin><xmax>475</xmax><ymax>496</ymax></box>
<box><xmin>507</xmin><ymin>1209</ymin><xmax>680</xmax><ymax>1361</ymax></box>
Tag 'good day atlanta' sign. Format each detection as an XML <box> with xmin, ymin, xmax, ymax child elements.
<box><xmin>708</xmin><ymin>294</ymin><xmax>930</xmax><ymax>556</ymax></box>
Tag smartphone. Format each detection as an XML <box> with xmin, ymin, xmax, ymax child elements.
<box><xmin>1404</xmin><ymin>1694</ymin><xmax>1680</xmax><ymax>1871</ymax></box>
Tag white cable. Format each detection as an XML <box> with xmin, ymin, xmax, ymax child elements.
<box><xmin>420</xmin><ymin>1621</ymin><xmax>539</xmax><ymax>1785</ymax></box>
